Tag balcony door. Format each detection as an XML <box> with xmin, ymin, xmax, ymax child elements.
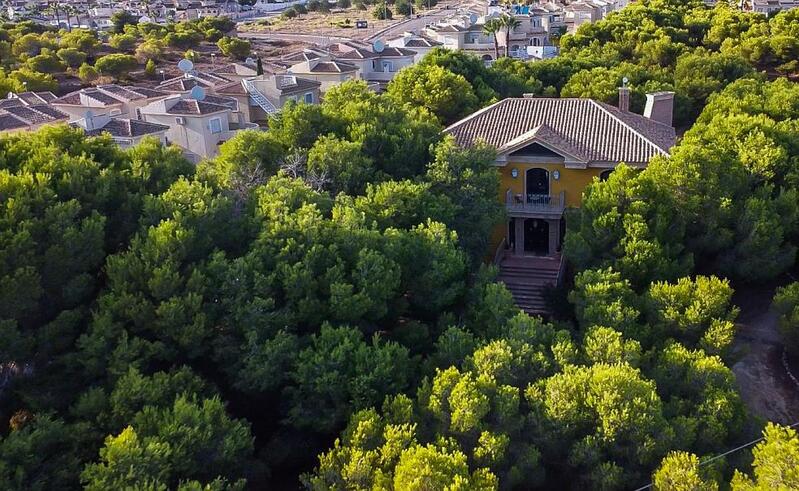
<box><xmin>526</xmin><ymin>168</ymin><xmax>549</xmax><ymax>204</ymax></box>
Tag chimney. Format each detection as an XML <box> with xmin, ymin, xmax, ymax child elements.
<box><xmin>618</xmin><ymin>86</ymin><xmax>630</xmax><ymax>112</ymax></box>
<box><xmin>644</xmin><ymin>91</ymin><xmax>675</xmax><ymax>127</ymax></box>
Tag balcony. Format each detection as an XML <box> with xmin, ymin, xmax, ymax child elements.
<box><xmin>505</xmin><ymin>189</ymin><xmax>565</xmax><ymax>217</ymax></box>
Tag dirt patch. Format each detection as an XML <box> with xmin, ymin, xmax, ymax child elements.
<box><xmin>730</xmin><ymin>283</ymin><xmax>799</xmax><ymax>425</ymax></box>
<box><xmin>239</xmin><ymin>8</ymin><xmax>397</xmax><ymax>41</ymax></box>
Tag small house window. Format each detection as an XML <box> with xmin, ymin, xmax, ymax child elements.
<box><xmin>600</xmin><ymin>169</ymin><xmax>613</xmax><ymax>181</ymax></box>
<box><xmin>304</xmin><ymin>92</ymin><xmax>314</xmax><ymax>104</ymax></box>
<box><xmin>209</xmin><ymin>117</ymin><xmax>222</xmax><ymax>134</ymax></box>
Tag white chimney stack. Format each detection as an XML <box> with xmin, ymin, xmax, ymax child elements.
<box><xmin>644</xmin><ymin>91</ymin><xmax>675</xmax><ymax>127</ymax></box>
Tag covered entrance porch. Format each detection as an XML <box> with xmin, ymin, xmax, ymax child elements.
<box><xmin>507</xmin><ymin>216</ymin><xmax>564</xmax><ymax>256</ymax></box>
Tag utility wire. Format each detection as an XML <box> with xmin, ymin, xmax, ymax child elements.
<box><xmin>631</xmin><ymin>421</ymin><xmax>799</xmax><ymax>491</ymax></box>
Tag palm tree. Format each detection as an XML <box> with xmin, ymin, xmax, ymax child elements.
<box><xmin>482</xmin><ymin>18</ymin><xmax>502</xmax><ymax>61</ymax></box>
<box><xmin>501</xmin><ymin>14</ymin><xmax>521</xmax><ymax>57</ymax></box>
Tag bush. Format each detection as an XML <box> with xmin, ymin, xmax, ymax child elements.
<box><xmin>9</xmin><ymin>68</ymin><xmax>57</xmax><ymax>91</ymax></box>
<box><xmin>773</xmin><ymin>282</ymin><xmax>799</xmax><ymax>356</ymax></box>
<box><xmin>108</xmin><ymin>33</ymin><xmax>137</xmax><ymax>52</ymax></box>
<box><xmin>373</xmin><ymin>3</ymin><xmax>392</xmax><ymax>19</ymax></box>
<box><xmin>135</xmin><ymin>39</ymin><xmax>164</xmax><ymax>63</ymax></box>
<box><xmin>396</xmin><ymin>0</ymin><xmax>411</xmax><ymax>16</ymax></box>
<box><xmin>56</xmin><ymin>47</ymin><xmax>87</xmax><ymax>68</ymax></box>
<box><xmin>145</xmin><ymin>59</ymin><xmax>156</xmax><ymax>77</ymax></box>
<box><xmin>26</xmin><ymin>50</ymin><xmax>65</xmax><ymax>74</ymax></box>
<box><xmin>78</xmin><ymin>62</ymin><xmax>99</xmax><ymax>82</ymax></box>
<box><xmin>94</xmin><ymin>53</ymin><xmax>138</xmax><ymax>79</ymax></box>
<box><xmin>204</xmin><ymin>28</ymin><xmax>223</xmax><ymax>42</ymax></box>
<box><xmin>216</xmin><ymin>36</ymin><xmax>251</xmax><ymax>60</ymax></box>
<box><xmin>307</xmin><ymin>0</ymin><xmax>321</xmax><ymax>10</ymax></box>
<box><xmin>282</xmin><ymin>7</ymin><xmax>298</xmax><ymax>18</ymax></box>
<box><xmin>337</xmin><ymin>0</ymin><xmax>351</xmax><ymax>7</ymax></box>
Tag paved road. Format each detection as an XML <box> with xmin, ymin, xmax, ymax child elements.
<box><xmin>731</xmin><ymin>283</ymin><xmax>799</xmax><ymax>425</ymax></box>
<box><xmin>238</xmin><ymin>0</ymin><xmax>465</xmax><ymax>46</ymax></box>
<box><xmin>366</xmin><ymin>2</ymin><xmax>463</xmax><ymax>41</ymax></box>
<box><xmin>238</xmin><ymin>31</ymin><xmax>352</xmax><ymax>45</ymax></box>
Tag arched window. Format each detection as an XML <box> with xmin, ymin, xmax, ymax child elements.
<box><xmin>526</xmin><ymin>168</ymin><xmax>549</xmax><ymax>202</ymax></box>
<box><xmin>599</xmin><ymin>169</ymin><xmax>613</xmax><ymax>181</ymax></box>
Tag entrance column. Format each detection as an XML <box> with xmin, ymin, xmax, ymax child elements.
<box><xmin>548</xmin><ymin>219</ymin><xmax>560</xmax><ymax>256</ymax></box>
<box><xmin>514</xmin><ymin>218</ymin><xmax>524</xmax><ymax>255</ymax></box>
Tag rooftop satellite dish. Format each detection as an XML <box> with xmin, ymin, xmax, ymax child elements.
<box><xmin>469</xmin><ymin>13</ymin><xmax>478</xmax><ymax>24</ymax></box>
<box><xmin>190</xmin><ymin>86</ymin><xmax>206</xmax><ymax>101</ymax></box>
<box><xmin>245</xmin><ymin>57</ymin><xmax>256</xmax><ymax>65</ymax></box>
<box><xmin>177</xmin><ymin>58</ymin><xmax>194</xmax><ymax>74</ymax></box>
<box><xmin>373</xmin><ymin>39</ymin><xmax>385</xmax><ymax>53</ymax></box>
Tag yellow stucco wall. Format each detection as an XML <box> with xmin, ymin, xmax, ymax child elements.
<box><xmin>498</xmin><ymin>162</ymin><xmax>606</xmax><ymax>207</ymax></box>
<box><xmin>489</xmin><ymin>162</ymin><xmax>608</xmax><ymax>257</ymax></box>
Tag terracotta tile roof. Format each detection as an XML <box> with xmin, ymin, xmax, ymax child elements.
<box><xmin>2</xmin><ymin>105</ymin><xmax>69</xmax><ymax>125</ymax></box>
<box><xmin>79</xmin><ymin>118</ymin><xmax>170</xmax><ymax>138</ymax></box>
<box><xmin>274</xmin><ymin>75</ymin><xmax>321</xmax><ymax>94</ymax></box>
<box><xmin>165</xmin><ymin>99</ymin><xmax>230</xmax><ymax>115</ymax></box>
<box><xmin>0</xmin><ymin>113</ymin><xmax>29</xmax><ymax>131</ymax></box>
<box><xmin>445</xmin><ymin>97</ymin><xmax>675</xmax><ymax>165</ymax></box>
<box><xmin>202</xmin><ymin>94</ymin><xmax>238</xmax><ymax>111</ymax></box>
<box><xmin>215</xmin><ymin>80</ymin><xmax>247</xmax><ymax>95</ymax></box>
<box><xmin>157</xmin><ymin>77</ymin><xmax>212</xmax><ymax>93</ymax></box>
<box><xmin>15</xmin><ymin>91</ymin><xmax>57</xmax><ymax>105</ymax></box>
<box><xmin>0</xmin><ymin>99</ymin><xmax>23</xmax><ymax>109</ymax></box>
<box><xmin>308</xmin><ymin>60</ymin><xmax>358</xmax><ymax>73</ymax></box>
<box><xmin>433</xmin><ymin>24</ymin><xmax>468</xmax><ymax>32</ymax></box>
<box><xmin>333</xmin><ymin>47</ymin><xmax>379</xmax><ymax>59</ymax></box>
<box><xmin>282</xmin><ymin>50</ymin><xmax>323</xmax><ymax>63</ymax></box>
<box><xmin>52</xmin><ymin>86</ymin><xmax>167</xmax><ymax>106</ymax></box>
<box><xmin>398</xmin><ymin>38</ymin><xmax>442</xmax><ymax>48</ymax></box>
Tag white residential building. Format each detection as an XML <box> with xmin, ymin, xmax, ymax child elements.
<box><xmin>139</xmin><ymin>94</ymin><xmax>259</xmax><ymax>162</ymax></box>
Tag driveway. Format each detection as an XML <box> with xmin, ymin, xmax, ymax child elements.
<box><xmin>731</xmin><ymin>283</ymin><xmax>799</xmax><ymax>425</ymax></box>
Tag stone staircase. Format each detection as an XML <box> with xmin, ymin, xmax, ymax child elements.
<box><xmin>496</xmin><ymin>254</ymin><xmax>562</xmax><ymax>315</ymax></box>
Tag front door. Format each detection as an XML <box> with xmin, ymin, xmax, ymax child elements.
<box><xmin>523</xmin><ymin>218</ymin><xmax>549</xmax><ymax>255</ymax></box>
<box><xmin>526</xmin><ymin>168</ymin><xmax>549</xmax><ymax>203</ymax></box>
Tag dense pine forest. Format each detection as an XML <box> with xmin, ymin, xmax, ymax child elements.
<box><xmin>2</xmin><ymin>0</ymin><xmax>799</xmax><ymax>489</ymax></box>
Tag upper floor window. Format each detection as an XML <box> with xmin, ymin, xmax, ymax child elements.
<box><xmin>304</xmin><ymin>92</ymin><xmax>314</xmax><ymax>104</ymax></box>
<box><xmin>599</xmin><ymin>169</ymin><xmax>613</xmax><ymax>181</ymax></box>
<box><xmin>209</xmin><ymin>117</ymin><xmax>222</xmax><ymax>134</ymax></box>
<box><xmin>382</xmin><ymin>61</ymin><xmax>394</xmax><ymax>72</ymax></box>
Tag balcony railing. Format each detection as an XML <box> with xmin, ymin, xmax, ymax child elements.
<box><xmin>505</xmin><ymin>189</ymin><xmax>566</xmax><ymax>216</ymax></box>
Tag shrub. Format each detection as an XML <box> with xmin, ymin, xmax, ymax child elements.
<box><xmin>56</xmin><ymin>47</ymin><xmax>87</xmax><ymax>68</ymax></box>
<box><xmin>78</xmin><ymin>62</ymin><xmax>99</xmax><ymax>82</ymax></box>
<box><xmin>217</xmin><ymin>36</ymin><xmax>251</xmax><ymax>60</ymax></box>
<box><xmin>109</xmin><ymin>33</ymin><xmax>137</xmax><ymax>52</ymax></box>
<box><xmin>94</xmin><ymin>53</ymin><xmax>138</xmax><ymax>79</ymax></box>
<box><xmin>145</xmin><ymin>59</ymin><xmax>156</xmax><ymax>77</ymax></box>
<box><xmin>396</xmin><ymin>0</ymin><xmax>411</xmax><ymax>16</ymax></box>
<box><xmin>373</xmin><ymin>3</ymin><xmax>392</xmax><ymax>19</ymax></box>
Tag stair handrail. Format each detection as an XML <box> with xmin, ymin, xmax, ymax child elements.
<box><xmin>493</xmin><ymin>237</ymin><xmax>506</xmax><ymax>265</ymax></box>
<box><xmin>243</xmin><ymin>78</ymin><xmax>279</xmax><ymax>115</ymax></box>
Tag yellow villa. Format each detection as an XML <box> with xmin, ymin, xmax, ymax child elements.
<box><xmin>445</xmin><ymin>89</ymin><xmax>676</xmax><ymax>313</ymax></box>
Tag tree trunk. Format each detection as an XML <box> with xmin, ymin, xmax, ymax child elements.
<box><xmin>505</xmin><ymin>27</ymin><xmax>510</xmax><ymax>57</ymax></box>
<box><xmin>493</xmin><ymin>35</ymin><xmax>499</xmax><ymax>60</ymax></box>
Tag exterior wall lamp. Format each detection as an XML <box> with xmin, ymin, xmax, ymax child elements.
<box><xmin>511</xmin><ymin>168</ymin><xmax>519</xmax><ymax>178</ymax></box>
<box><xmin>552</xmin><ymin>170</ymin><xmax>560</xmax><ymax>180</ymax></box>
